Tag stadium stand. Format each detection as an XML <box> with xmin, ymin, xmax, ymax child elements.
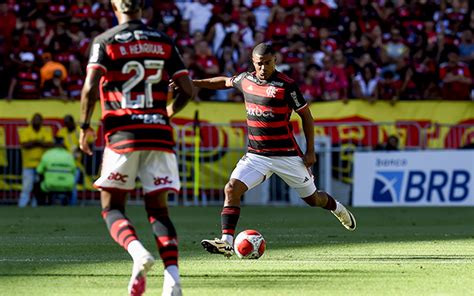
<box><xmin>0</xmin><ymin>0</ymin><xmax>473</xmax><ymax>102</ymax></box>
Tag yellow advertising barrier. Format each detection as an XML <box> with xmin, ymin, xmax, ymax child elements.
<box><xmin>1</xmin><ymin>100</ymin><xmax>473</xmax><ymax>190</ymax></box>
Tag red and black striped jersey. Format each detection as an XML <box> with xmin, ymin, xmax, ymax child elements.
<box><xmin>86</xmin><ymin>20</ymin><xmax>189</xmax><ymax>154</ymax></box>
<box><xmin>14</xmin><ymin>70</ymin><xmax>41</xmax><ymax>100</ymax></box>
<box><xmin>231</xmin><ymin>71</ymin><xmax>308</xmax><ymax>156</ymax></box>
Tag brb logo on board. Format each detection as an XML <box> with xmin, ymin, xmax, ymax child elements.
<box><xmin>372</xmin><ymin>170</ymin><xmax>470</xmax><ymax>203</ymax></box>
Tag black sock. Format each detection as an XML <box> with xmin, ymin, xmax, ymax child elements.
<box><xmin>221</xmin><ymin>206</ymin><xmax>241</xmax><ymax>236</ymax></box>
<box><xmin>322</xmin><ymin>192</ymin><xmax>337</xmax><ymax>211</ymax></box>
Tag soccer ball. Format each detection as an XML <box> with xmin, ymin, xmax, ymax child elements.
<box><xmin>234</xmin><ymin>230</ymin><xmax>266</xmax><ymax>259</ymax></box>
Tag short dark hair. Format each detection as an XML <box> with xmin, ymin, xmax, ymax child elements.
<box><xmin>111</xmin><ymin>0</ymin><xmax>143</xmax><ymax>14</ymax></box>
<box><xmin>252</xmin><ymin>43</ymin><xmax>276</xmax><ymax>57</ymax></box>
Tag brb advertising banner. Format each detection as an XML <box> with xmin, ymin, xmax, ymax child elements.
<box><xmin>353</xmin><ymin>151</ymin><xmax>474</xmax><ymax>207</ymax></box>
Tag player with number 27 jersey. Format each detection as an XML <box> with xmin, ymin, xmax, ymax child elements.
<box><xmin>79</xmin><ymin>2</ymin><xmax>193</xmax><ymax>295</ymax></box>
<box><xmin>87</xmin><ymin>20</ymin><xmax>189</xmax><ymax>153</ymax></box>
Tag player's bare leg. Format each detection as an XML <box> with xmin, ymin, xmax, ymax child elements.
<box><xmin>302</xmin><ymin>190</ymin><xmax>356</xmax><ymax>231</ymax></box>
<box><xmin>145</xmin><ymin>191</ymin><xmax>181</xmax><ymax>296</ymax></box>
<box><xmin>100</xmin><ymin>190</ymin><xmax>155</xmax><ymax>296</ymax></box>
<box><xmin>201</xmin><ymin>178</ymin><xmax>248</xmax><ymax>257</ymax></box>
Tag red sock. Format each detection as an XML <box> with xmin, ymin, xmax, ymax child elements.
<box><xmin>102</xmin><ymin>208</ymin><xmax>139</xmax><ymax>250</ymax></box>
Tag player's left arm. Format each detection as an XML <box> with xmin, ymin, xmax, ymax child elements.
<box><xmin>287</xmin><ymin>83</ymin><xmax>315</xmax><ymax>167</ymax></box>
<box><xmin>298</xmin><ymin>107</ymin><xmax>316</xmax><ymax>167</ymax></box>
<box><xmin>79</xmin><ymin>68</ymin><xmax>102</xmax><ymax>156</ymax></box>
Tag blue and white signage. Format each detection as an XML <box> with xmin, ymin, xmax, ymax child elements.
<box><xmin>353</xmin><ymin>150</ymin><xmax>474</xmax><ymax>207</ymax></box>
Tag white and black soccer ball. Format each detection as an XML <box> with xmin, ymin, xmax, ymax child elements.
<box><xmin>234</xmin><ymin>230</ymin><xmax>266</xmax><ymax>259</ymax></box>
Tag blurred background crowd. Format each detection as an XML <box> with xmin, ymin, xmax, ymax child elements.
<box><xmin>0</xmin><ymin>0</ymin><xmax>473</xmax><ymax>103</ymax></box>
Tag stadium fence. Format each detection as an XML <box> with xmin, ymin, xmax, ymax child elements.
<box><xmin>1</xmin><ymin>121</ymin><xmax>472</xmax><ymax>205</ymax></box>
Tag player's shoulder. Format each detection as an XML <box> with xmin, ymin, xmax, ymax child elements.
<box><xmin>232</xmin><ymin>71</ymin><xmax>252</xmax><ymax>83</ymax></box>
<box><xmin>274</xmin><ymin>71</ymin><xmax>295</xmax><ymax>85</ymax></box>
<box><xmin>94</xmin><ymin>22</ymin><xmax>174</xmax><ymax>45</ymax></box>
<box><xmin>93</xmin><ymin>24</ymin><xmax>124</xmax><ymax>44</ymax></box>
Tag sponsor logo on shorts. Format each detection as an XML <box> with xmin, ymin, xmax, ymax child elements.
<box><xmin>154</xmin><ymin>176</ymin><xmax>172</xmax><ymax>186</ymax></box>
<box><xmin>108</xmin><ymin>172</ymin><xmax>128</xmax><ymax>183</ymax></box>
<box><xmin>303</xmin><ymin>176</ymin><xmax>310</xmax><ymax>183</ymax></box>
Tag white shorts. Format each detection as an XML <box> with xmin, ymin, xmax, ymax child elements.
<box><xmin>230</xmin><ymin>153</ymin><xmax>317</xmax><ymax>198</ymax></box>
<box><xmin>94</xmin><ymin>148</ymin><xmax>180</xmax><ymax>194</ymax></box>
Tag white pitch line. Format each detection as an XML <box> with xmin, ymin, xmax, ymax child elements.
<box><xmin>1</xmin><ymin>259</ymin><xmax>472</xmax><ymax>264</ymax></box>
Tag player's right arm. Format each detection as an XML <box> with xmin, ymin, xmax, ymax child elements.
<box><xmin>79</xmin><ymin>68</ymin><xmax>102</xmax><ymax>156</ymax></box>
<box><xmin>192</xmin><ymin>76</ymin><xmax>233</xmax><ymax>90</ymax></box>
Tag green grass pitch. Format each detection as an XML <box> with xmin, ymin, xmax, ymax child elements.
<box><xmin>1</xmin><ymin>206</ymin><xmax>473</xmax><ymax>296</ymax></box>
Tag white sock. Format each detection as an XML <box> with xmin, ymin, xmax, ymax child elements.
<box><xmin>221</xmin><ymin>234</ymin><xmax>234</xmax><ymax>246</ymax></box>
<box><xmin>334</xmin><ymin>201</ymin><xmax>344</xmax><ymax>214</ymax></box>
<box><xmin>127</xmin><ymin>240</ymin><xmax>150</xmax><ymax>262</ymax></box>
<box><xmin>164</xmin><ymin>265</ymin><xmax>180</xmax><ymax>284</ymax></box>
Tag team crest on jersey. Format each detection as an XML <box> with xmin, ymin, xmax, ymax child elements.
<box><xmin>114</xmin><ymin>32</ymin><xmax>134</xmax><ymax>43</ymax></box>
<box><xmin>266</xmin><ymin>86</ymin><xmax>277</xmax><ymax>98</ymax></box>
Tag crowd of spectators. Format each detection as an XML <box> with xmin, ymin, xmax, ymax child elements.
<box><xmin>0</xmin><ymin>0</ymin><xmax>473</xmax><ymax>103</ymax></box>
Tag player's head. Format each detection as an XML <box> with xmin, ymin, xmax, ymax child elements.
<box><xmin>252</xmin><ymin>43</ymin><xmax>276</xmax><ymax>81</ymax></box>
<box><xmin>111</xmin><ymin>0</ymin><xmax>142</xmax><ymax>21</ymax></box>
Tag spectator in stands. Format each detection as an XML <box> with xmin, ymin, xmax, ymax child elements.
<box><xmin>381</xmin><ymin>27</ymin><xmax>409</xmax><ymax>64</ymax></box>
<box><xmin>182</xmin><ymin>0</ymin><xmax>213</xmax><ymax>35</ymax></box>
<box><xmin>7</xmin><ymin>52</ymin><xmax>41</xmax><ymax>101</ymax></box>
<box><xmin>301</xmin><ymin>69</ymin><xmax>322</xmax><ymax>102</ymax></box>
<box><xmin>2</xmin><ymin>0</ymin><xmax>473</xmax><ymax>102</ymax></box>
<box><xmin>244</xmin><ymin>0</ymin><xmax>274</xmax><ymax>30</ymax></box>
<box><xmin>18</xmin><ymin>113</ymin><xmax>54</xmax><ymax>207</ymax></box>
<box><xmin>375</xmin><ymin>70</ymin><xmax>401</xmax><ymax>105</ymax></box>
<box><xmin>36</xmin><ymin>137</ymin><xmax>76</xmax><ymax>206</ymax></box>
<box><xmin>0</xmin><ymin>2</ymin><xmax>16</xmax><ymax>56</ymax></box>
<box><xmin>46</xmin><ymin>0</ymin><xmax>69</xmax><ymax>23</ymax></box>
<box><xmin>266</xmin><ymin>6</ymin><xmax>290</xmax><ymax>46</ymax></box>
<box><xmin>40</xmin><ymin>52</ymin><xmax>67</xmax><ymax>87</ymax></box>
<box><xmin>353</xmin><ymin>64</ymin><xmax>378</xmax><ymax>101</ymax></box>
<box><xmin>194</xmin><ymin>40</ymin><xmax>219</xmax><ymax>100</ymax></box>
<box><xmin>42</xmin><ymin>69</ymin><xmax>68</xmax><ymax>100</ymax></box>
<box><xmin>320</xmin><ymin>55</ymin><xmax>348</xmax><ymax>102</ymax></box>
<box><xmin>207</xmin><ymin>10</ymin><xmax>239</xmax><ymax>57</ymax></box>
<box><xmin>305</xmin><ymin>0</ymin><xmax>331</xmax><ymax>27</ymax></box>
<box><xmin>439</xmin><ymin>50</ymin><xmax>472</xmax><ymax>100</ymax></box>
<box><xmin>459</xmin><ymin>29</ymin><xmax>474</xmax><ymax>68</ymax></box>
<box><xmin>66</xmin><ymin>58</ymin><xmax>84</xmax><ymax>100</ymax></box>
<box><xmin>374</xmin><ymin>135</ymin><xmax>400</xmax><ymax>151</ymax></box>
<box><xmin>56</xmin><ymin>115</ymin><xmax>82</xmax><ymax>205</ymax></box>
<box><xmin>70</xmin><ymin>0</ymin><xmax>92</xmax><ymax>20</ymax></box>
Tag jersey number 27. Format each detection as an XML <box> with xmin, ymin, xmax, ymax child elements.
<box><xmin>121</xmin><ymin>60</ymin><xmax>164</xmax><ymax>109</ymax></box>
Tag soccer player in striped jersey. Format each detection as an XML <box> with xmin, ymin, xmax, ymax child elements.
<box><xmin>193</xmin><ymin>43</ymin><xmax>357</xmax><ymax>257</ymax></box>
<box><xmin>79</xmin><ymin>1</ymin><xmax>194</xmax><ymax>295</ymax></box>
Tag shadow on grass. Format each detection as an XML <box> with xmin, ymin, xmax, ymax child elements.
<box><xmin>0</xmin><ymin>206</ymin><xmax>473</xmax><ymax>278</ymax></box>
